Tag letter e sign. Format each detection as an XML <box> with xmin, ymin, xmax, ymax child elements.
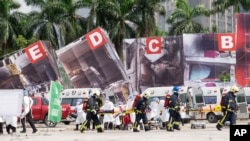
<box><xmin>146</xmin><ymin>37</ymin><xmax>162</xmax><ymax>54</ymax></box>
<box><xmin>86</xmin><ymin>27</ymin><xmax>107</xmax><ymax>50</ymax></box>
<box><xmin>218</xmin><ymin>33</ymin><xmax>235</xmax><ymax>51</ymax></box>
<box><xmin>25</xmin><ymin>41</ymin><xmax>47</xmax><ymax>64</ymax></box>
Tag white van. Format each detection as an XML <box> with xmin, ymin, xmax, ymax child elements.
<box><xmin>60</xmin><ymin>88</ymin><xmax>101</xmax><ymax>111</ymax></box>
<box><xmin>197</xmin><ymin>87</ymin><xmax>223</xmax><ymax>123</ymax></box>
<box><xmin>237</xmin><ymin>87</ymin><xmax>250</xmax><ymax>119</ymax></box>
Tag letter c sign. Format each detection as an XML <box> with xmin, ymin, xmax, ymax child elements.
<box><xmin>86</xmin><ymin>27</ymin><xmax>107</xmax><ymax>50</ymax></box>
<box><xmin>146</xmin><ymin>37</ymin><xmax>162</xmax><ymax>54</ymax></box>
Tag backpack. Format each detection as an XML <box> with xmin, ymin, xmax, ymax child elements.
<box><xmin>132</xmin><ymin>94</ymin><xmax>141</xmax><ymax>108</ymax></box>
<box><xmin>164</xmin><ymin>93</ymin><xmax>171</xmax><ymax>108</ymax></box>
<box><xmin>220</xmin><ymin>94</ymin><xmax>227</xmax><ymax>110</ymax></box>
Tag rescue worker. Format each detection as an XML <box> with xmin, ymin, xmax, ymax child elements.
<box><xmin>80</xmin><ymin>89</ymin><xmax>104</xmax><ymax>133</ymax></box>
<box><xmin>20</xmin><ymin>89</ymin><xmax>37</xmax><ymax>134</ymax></box>
<box><xmin>166</xmin><ymin>86</ymin><xmax>181</xmax><ymax>131</ymax></box>
<box><xmin>160</xmin><ymin>93</ymin><xmax>171</xmax><ymax>129</ymax></box>
<box><xmin>149</xmin><ymin>97</ymin><xmax>161</xmax><ymax>120</ymax></box>
<box><xmin>216</xmin><ymin>86</ymin><xmax>239</xmax><ymax>131</ymax></box>
<box><xmin>132</xmin><ymin>91</ymin><xmax>151</xmax><ymax>132</ymax></box>
<box><xmin>103</xmin><ymin>97</ymin><xmax>115</xmax><ymax>130</ymax></box>
<box><xmin>74</xmin><ymin>99</ymin><xmax>86</xmax><ymax>131</ymax></box>
<box><xmin>4</xmin><ymin>116</ymin><xmax>18</xmax><ymax>134</ymax></box>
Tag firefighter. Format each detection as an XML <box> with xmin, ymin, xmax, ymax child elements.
<box><xmin>216</xmin><ymin>86</ymin><xmax>239</xmax><ymax>131</ymax></box>
<box><xmin>166</xmin><ymin>86</ymin><xmax>181</xmax><ymax>131</ymax></box>
<box><xmin>80</xmin><ymin>89</ymin><xmax>104</xmax><ymax>133</ymax></box>
<box><xmin>132</xmin><ymin>91</ymin><xmax>151</xmax><ymax>132</ymax></box>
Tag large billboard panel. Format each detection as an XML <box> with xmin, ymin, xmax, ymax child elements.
<box><xmin>183</xmin><ymin>33</ymin><xmax>236</xmax><ymax>87</ymax></box>
<box><xmin>0</xmin><ymin>41</ymin><xmax>60</xmax><ymax>94</ymax></box>
<box><xmin>123</xmin><ymin>36</ymin><xmax>184</xmax><ymax>93</ymax></box>
<box><xmin>56</xmin><ymin>27</ymin><xmax>130</xmax><ymax>104</ymax></box>
<box><xmin>235</xmin><ymin>13</ymin><xmax>250</xmax><ymax>87</ymax></box>
<box><xmin>123</xmin><ymin>34</ymin><xmax>236</xmax><ymax>92</ymax></box>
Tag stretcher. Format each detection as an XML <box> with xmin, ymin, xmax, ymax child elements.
<box><xmin>190</xmin><ymin>121</ymin><xmax>206</xmax><ymax>129</ymax></box>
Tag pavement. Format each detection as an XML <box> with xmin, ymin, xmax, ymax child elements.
<box><xmin>0</xmin><ymin>120</ymin><xmax>249</xmax><ymax>141</ymax></box>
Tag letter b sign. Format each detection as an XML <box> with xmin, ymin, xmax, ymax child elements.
<box><xmin>218</xmin><ymin>34</ymin><xmax>235</xmax><ymax>51</ymax></box>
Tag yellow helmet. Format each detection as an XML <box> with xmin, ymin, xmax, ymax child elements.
<box><xmin>230</xmin><ymin>86</ymin><xmax>239</xmax><ymax>93</ymax></box>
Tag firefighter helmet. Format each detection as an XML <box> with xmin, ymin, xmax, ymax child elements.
<box><xmin>143</xmin><ymin>91</ymin><xmax>150</xmax><ymax>99</ymax></box>
<box><xmin>230</xmin><ymin>86</ymin><xmax>239</xmax><ymax>93</ymax></box>
<box><xmin>172</xmin><ymin>86</ymin><xmax>180</xmax><ymax>92</ymax></box>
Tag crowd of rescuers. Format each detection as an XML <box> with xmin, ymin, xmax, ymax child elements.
<box><xmin>0</xmin><ymin>85</ymin><xmax>240</xmax><ymax>135</ymax></box>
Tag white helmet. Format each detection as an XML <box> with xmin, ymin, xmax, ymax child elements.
<box><xmin>143</xmin><ymin>91</ymin><xmax>151</xmax><ymax>99</ymax></box>
<box><xmin>230</xmin><ymin>86</ymin><xmax>239</xmax><ymax>93</ymax></box>
<box><xmin>93</xmin><ymin>89</ymin><xmax>101</xmax><ymax>97</ymax></box>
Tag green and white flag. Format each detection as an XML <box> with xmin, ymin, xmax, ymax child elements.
<box><xmin>48</xmin><ymin>81</ymin><xmax>62</xmax><ymax>122</ymax></box>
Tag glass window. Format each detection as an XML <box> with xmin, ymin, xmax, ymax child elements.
<box><xmin>32</xmin><ymin>99</ymin><xmax>38</xmax><ymax>105</ymax></box>
<box><xmin>61</xmin><ymin>98</ymin><xmax>73</xmax><ymax>106</ymax></box>
<box><xmin>195</xmin><ymin>95</ymin><xmax>204</xmax><ymax>103</ymax></box>
<box><xmin>246</xmin><ymin>96</ymin><xmax>250</xmax><ymax>104</ymax></box>
<box><xmin>237</xmin><ymin>94</ymin><xmax>246</xmax><ymax>103</ymax></box>
<box><xmin>204</xmin><ymin>96</ymin><xmax>217</xmax><ymax>104</ymax></box>
<box><xmin>42</xmin><ymin>97</ymin><xmax>49</xmax><ymax>105</ymax></box>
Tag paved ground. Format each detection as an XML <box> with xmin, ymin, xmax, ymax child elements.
<box><xmin>1</xmin><ymin>120</ymin><xmax>249</xmax><ymax>141</ymax></box>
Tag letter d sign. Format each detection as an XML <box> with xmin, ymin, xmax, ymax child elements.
<box><xmin>146</xmin><ymin>37</ymin><xmax>162</xmax><ymax>54</ymax></box>
<box><xmin>218</xmin><ymin>34</ymin><xmax>235</xmax><ymax>51</ymax></box>
<box><xmin>86</xmin><ymin>27</ymin><xmax>107</xmax><ymax>50</ymax></box>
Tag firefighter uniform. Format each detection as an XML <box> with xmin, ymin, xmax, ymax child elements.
<box><xmin>132</xmin><ymin>92</ymin><xmax>151</xmax><ymax>132</ymax></box>
<box><xmin>80</xmin><ymin>90</ymin><xmax>104</xmax><ymax>133</ymax></box>
<box><xmin>167</xmin><ymin>86</ymin><xmax>181</xmax><ymax>131</ymax></box>
<box><xmin>216</xmin><ymin>86</ymin><xmax>239</xmax><ymax>131</ymax></box>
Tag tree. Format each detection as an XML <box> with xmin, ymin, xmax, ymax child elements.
<box><xmin>133</xmin><ymin>0</ymin><xmax>166</xmax><ymax>37</ymax></box>
<box><xmin>0</xmin><ymin>0</ymin><xmax>25</xmax><ymax>56</ymax></box>
<box><xmin>212</xmin><ymin>0</ymin><xmax>250</xmax><ymax>13</ymax></box>
<box><xmin>24</xmin><ymin>0</ymin><xmax>82</xmax><ymax>49</ymax></box>
<box><xmin>96</xmin><ymin>0</ymin><xmax>140</xmax><ymax>57</ymax></box>
<box><xmin>167</xmin><ymin>0</ymin><xmax>210</xmax><ymax>35</ymax></box>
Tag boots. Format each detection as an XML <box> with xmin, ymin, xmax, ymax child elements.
<box><xmin>74</xmin><ymin>124</ymin><xmax>79</xmax><ymax>131</ymax></box>
<box><xmin>144</xmin><ymin>126</ymin><xmax>151</xmax><ymax>132</ymax></box>
<box><xmin>216</xmin><ymin>124</ymin><xmax>222</xmax><ymax>131</ymax></box>
<box><xmin>133</xmin><ymin>128</ymin><xmax>140</xmax><ymax>132</ymax></box>
<box><xmin>173</xmin><ymin>124</ymin><xmax>180</xmax><ymax>130</ymax></box>
<box><xmin>97</xmin><ymin>127</ymin><xmax>104</xmax><ymax>133</ymax></box>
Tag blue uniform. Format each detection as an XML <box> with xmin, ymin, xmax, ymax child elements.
<box><xmin>216</xmin><ymin>91</ymin><xmax>237</xmax><ymax>130</ymax></box>
<box><xmin>167</xmin><ymin>92</ymin><xmax>181</xmax><ymax>131</ymax></box>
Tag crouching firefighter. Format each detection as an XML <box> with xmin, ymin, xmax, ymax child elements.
<box><xmin>132</xmin><ymin>92</ymin><xmax>151</xmax><ymax>132</ymax></box>
<box><xmin>80</xmin><ymin>89</ymin><xmax>104</xmax><ymax>133</ymax></box>
<box><xmin>167</xmin><ymin>86</ymin><xmax>181</xmax><ymax>131</ymax></box>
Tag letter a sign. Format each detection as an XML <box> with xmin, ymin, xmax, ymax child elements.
<box><xmin>146</xmin><ymin>37</ymin><xmax>162</xmax><ymax>54</ymax></box>
<box><xmin>25</xmin><ymin>41</ymin><xmax>47</xmax><ymax>64</ymax></box>
<box><xmin>86</xmin><ymin>27</ymin><xmax>107</xmax><ymax>50</ymax></box>
<box><xmin>218</xmin><ymin>33</ymin><xmax>235</xmax><ymax>51</ymax></box>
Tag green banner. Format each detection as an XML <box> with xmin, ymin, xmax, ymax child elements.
<box><xmin>48</xmin><ymin>81</ymin><xmax>63</xmax><ymax>122</ymax></box>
